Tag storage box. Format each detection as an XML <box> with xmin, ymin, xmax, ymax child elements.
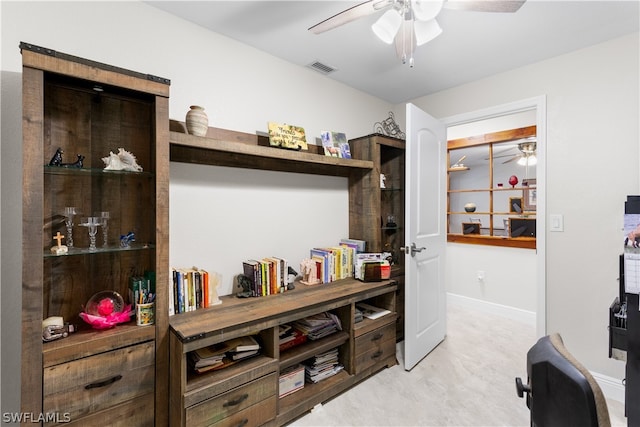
<box><xmin>279</xmin><ymin>364</ymin><xmax>305</xmax><ymax>398</ymax></box>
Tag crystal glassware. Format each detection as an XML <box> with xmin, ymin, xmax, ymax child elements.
<box><xmin>95</xmin><ymin>211</ymin><xmax>110</xmax><ymax>247</ymax></box>
<box><xmin>63</xmin><ymin>207</ymin><xmax>78</xmax><ymax>248</ymax></box>
<box><xmin>79</xmin><ymin>217</ymin><xmax>101</xmax><ymax>251</ymax></box>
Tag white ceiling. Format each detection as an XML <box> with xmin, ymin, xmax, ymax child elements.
<box><xmin>147</xmin><ymin>0</ymin><xmax>639</xmax><ymax>104</ymax></box>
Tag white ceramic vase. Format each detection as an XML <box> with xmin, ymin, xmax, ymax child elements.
<box><xmin>185</xmin><ymin>105</ymin><xmax>208</xmax><ymax>137</ymax></box>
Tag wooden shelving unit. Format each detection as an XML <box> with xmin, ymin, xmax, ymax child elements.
<box><xmin>169</xmin><ymin>278</ymin><xmax>398</xmax><ymax>427</ymax></box>
<box><xmin>20</xmin><ymin>42</ymin><xmax>170</xmax><ymax>425</ymax></box>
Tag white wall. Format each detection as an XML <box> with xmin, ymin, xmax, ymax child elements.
<box><xmin>406</xmin><ymin>33</ymin><xmax>640</xmax><ymax>381</ymax></box>
<box><xmin>0</xmin><ymin>1</ymin><xmax>393</xmax><ymax>417</ymax></box>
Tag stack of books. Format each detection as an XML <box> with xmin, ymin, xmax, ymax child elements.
<box><xmin>188</xmin><ymin>335</ymin><xmax>260</xmax><ymax>374</ymax></box>
<box><xmin>279</xmin><ymin>324</ymin><xmax>307</xmax><ymax>352</ymax></box>
<box><xmin>303</xmin><ymin>348</ymin><xmax>344</xmax><ymax>383</ymax></box>
<box><xmin>242</xmin><ymin>257</ymin><xmax>289</xmax><ymax>297</ymax></box>
<box><xmin>292</xmin><ymin>312</ymin><xmax>342</xmax><ymax>340</ymax></box>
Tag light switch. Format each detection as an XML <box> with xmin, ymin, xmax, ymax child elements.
<box><xmin>550</xmin><ymin>214</ymin><xmax>564</xmax><ymax>232</ymax></box>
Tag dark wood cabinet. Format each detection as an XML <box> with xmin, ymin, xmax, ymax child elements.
<box><xmin>21</xmin><ymin>43</ymin><xmax>169</xmax><ymax>425</ymax></box>
<box><xmin>348</xmin><ymin>134</ymin><xmax>406</xmax><ymax>340</ymax></box>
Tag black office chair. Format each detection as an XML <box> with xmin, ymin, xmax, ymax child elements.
<box><xmin>515</xmin><ymin>333</ymin><xmax>611</xmax><ymax>427</ymax></box>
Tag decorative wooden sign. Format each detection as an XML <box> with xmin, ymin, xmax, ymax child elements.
<box><xmin>267</xmin><ymin>122</ymin><xmax>308</xmax><ymax>151</ymax></box>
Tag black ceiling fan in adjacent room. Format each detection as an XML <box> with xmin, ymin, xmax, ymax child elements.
<box><xmin>309</xmin><ymin>0</ymin><xmax>526</xmax><ymax>67</ymax></box>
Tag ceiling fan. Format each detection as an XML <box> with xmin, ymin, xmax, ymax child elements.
<box><xmin>501</xmin><ymin>138</ymin><xmax>537</xmax><ymax>165</ymax></box>
<box><xmin>308</xmin><ymin>0</ymin><xmax>526</xmax><ymax>67</ymax></box>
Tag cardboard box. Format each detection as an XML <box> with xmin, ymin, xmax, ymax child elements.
<box><xmin>279</xmin><ymin>364</ymin><xmax>305</xmax><ymax>398</ymax></box>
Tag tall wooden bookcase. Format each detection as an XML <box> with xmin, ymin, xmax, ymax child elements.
<box><xmin>20</xmin><ymin>43</ymin><xmax>170</xmax><ymax>425</ymax></box>
<box><xmin>348</xmin><ymin>134</ymin><xmax>406</xmax><ymax>340</ymax></box>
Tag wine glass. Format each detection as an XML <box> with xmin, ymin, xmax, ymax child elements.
<box><xmin>95</xmin><ymin>211</ymin><xmax>110</xmax><ymax>247</ymax></box>
<box><xmin>80</xmin><ymin>217</ymin><xmax>101</xmax><ymax>251</ymax></box>
<box><xmin>63</xmin><ymin>207</ymin><xmax>78</xmax><ymax>248</ymax></box>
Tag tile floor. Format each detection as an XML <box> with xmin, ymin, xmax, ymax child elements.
<box><xmin>291</xmin><ymin>303</ymin><xmax>626</xmax><ymax>426</ymax></box>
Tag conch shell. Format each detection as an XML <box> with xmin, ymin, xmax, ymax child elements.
<box><xmin>102</xmin><ymin>148</ymin><xmax>143</xmax><ymax>172</ymax></box>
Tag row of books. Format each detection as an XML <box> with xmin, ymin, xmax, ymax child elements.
<box><xmin>188</xmin><ymin>335</ymin><xmax>260</xmax><ymax>374</ymax></box>
<box><xmin>308</xmin><ymin>238</ymin><xmax>365</xmax><ymax>285</ymax></box>
<box><xmin>170</xmin><ymin>267</ymin><xmax>221</xmax><ymax>315</ymax></box>
<box><xmin>242</xmin><ymin>257</ymin><xmax>289</xmax><ymax>297</ymax></box>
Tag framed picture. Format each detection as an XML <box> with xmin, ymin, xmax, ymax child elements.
<box><xmin>509</xmin><ymin>197</ymin><xmax>523</xmax><ymax>213</ymax></box>
<box><xmin>523</xmin><ymin>179</ymin><xmax>537</xmax><ymax>211</ymax></box>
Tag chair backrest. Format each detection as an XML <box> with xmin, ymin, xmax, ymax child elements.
<box><xmin>520</xmin><ymin>333</ymin><xmax>611</xmax><ymax>427</ymax></box>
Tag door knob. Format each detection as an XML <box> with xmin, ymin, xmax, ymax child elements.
<box><xmin>405</xmin><ymin>242</ymin><xmax>426</xmax><ymax>257</ymax></box>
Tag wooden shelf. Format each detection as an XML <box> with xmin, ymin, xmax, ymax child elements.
<box><xmin>279</xmin><ymin>331</ymin><xmax>349</xmax><ymax>370</ymax></box>
<box><xmin>169</xmin><ymin>131</ymin><xmax>374</xmax><ymax>177</ymax></box>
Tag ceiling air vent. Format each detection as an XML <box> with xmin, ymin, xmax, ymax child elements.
<box><xmin>307</xmin><ymin>60</ymin><xmax>337</xmax><ymax>75</ymax></box>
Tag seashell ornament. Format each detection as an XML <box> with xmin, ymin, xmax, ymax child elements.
<box><xmin>102</xmin><ymin>148</ymin><xmax>143</xmax><ymax>172</ymax></box>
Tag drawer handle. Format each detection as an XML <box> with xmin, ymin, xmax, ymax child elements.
<box><xmin>234</xmin><ymin>419</ymin><xmax>249</xmax><ymax>427</ymax></box>
<box><xmin>85</xmin><ymin>374</ymin><xmax>122</xmax><ymax>390</ymax></box>
<box><xmin>371</xmin><ymin>333</ymin><xmax>384</xmax><ymax>341</ymax></box>
<box><xmin>223</xmin><ymin>393</ymin><xmax>249</xmax><ymax>407</ymax></box>
<box><xmin>371</xmin><ymin>350</ymin><xmax>383</xmax><ymax>360</ymax></box>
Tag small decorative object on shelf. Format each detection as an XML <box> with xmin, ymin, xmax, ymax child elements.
<box><xmin>96</xmin><ymin>211</ymin><xmax>110</xmax><ymax>247</ymax></box>
<box><xmin>464</xmin><ymin>202</ymin><xmax>477</xmax><ymax>213</ymax></box>
<box><xmin>380</xmin><ymin>173</ymin><xmax>386</xmax><ymax>188</ymax></box>
<box><xmin>79</xmin><ymin>217</ymin><xmax>101</xmax><ymax>251</ymax></box>
<box><xmin>267</xmin><ymin>122</ymin><xmax>308</xmax><ymax>150</ymax></box>
<box><xmin>300</xmin><ymin>258</ymin><xmax>321</xmax><ymax>285</ymax></box>
<box><xmin>509</xmin><ymin>174</ymin><xmax>519</xmax><ymax>188</ymax></box>
<box><xmin>48</xmin><ymin>147</ymin><xmax>64</xmax><ymax>166</ymax></box>
<box><xmin>386</xmin><ymin>214</ymin><xmax>398</xmax><ymax>228</ymax></box>
<box><xmin>373</xmin><ymin>111</ymin><xmax>405</xmax><ymax>140</ymax></box>
<box><xmin>62</xmin><ymin>154</ymin><xmax>84</xmax><ymax>168</ymax></box>
<box><xmin>42</xmin><ymin>316</ymin><xmax>76</xmax><ymax>342</ymax></box>
<box><xmin>64</xmin><ymin>206</ymin><xmax>78</xmax><ymax>248</ymax></box>
<box><xmin>120</xmin><ymin>231</ymin><xmax>135</xmax><ymax>248</ymax></box>
<box><xmin>50</xmin><ymin>231</ymin><xmax>68</xmax><ymax>255</ymax></box>
<box><xmin>236</xmin><ymin>274</ymin><xmax>253</xmax><ymax>298</ymax></box>
<box><xmin>80</xmin><ymin>291</ymin><xmax>132</xmax><ymax>330</ymax></box>
<box><xmin>287</xmin><ymin>266</ymin><xmax>298</xmax><ymax>290</ymax></box>
<box><xmin>185</xmin><ymin>105</ymin><xmax>209</xmax><ymax>137</ymax></box>
<box><xmin>102</xmin><ymin>148</ymin><xmax>143</xmax><ymax>172</ymax></box>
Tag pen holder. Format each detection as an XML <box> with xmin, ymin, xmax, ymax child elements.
<box><xmin>136</xmin><ymin>302</ymin><xmax>155</xmax><ymax>326</ymax></box>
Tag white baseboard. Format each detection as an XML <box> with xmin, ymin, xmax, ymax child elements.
<box><xmin>592</xmin><ymin>371</ymin><xmax>625</xmax><ymax>403</ymax></box>
<box><xmin>447</xmin><ymin>292</ymin><xmax>536</xmax><ymax>326</ymax></box>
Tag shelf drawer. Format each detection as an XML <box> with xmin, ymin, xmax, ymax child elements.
<box><xmin>186</xmin><ymin>372</ymin><xmax>277</xmax><ymax>426</ymax></box>
<box><xmin>43</xmin><ymin>341</ymin><xmax>155</xmax><ymax>424</ymax></box>
<box><xmin>354</xmin><ymin>323</ymin><xmax>396</xmax><ymax>373</ymax></box>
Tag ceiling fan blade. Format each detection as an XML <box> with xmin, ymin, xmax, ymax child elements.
<box><xmin>444</xmin><ymin>0</ymin><xmax>526</xmax><ymax>13</ymax></box>
<box><xmin>502</xmin><ymin>155</ymin><xmax>520</xmax><ymax>164</ymax></box>
<box><xmin>308</xmin><ymin>0</ymin><xmax>392</xmax><ymax>34</ymax></box>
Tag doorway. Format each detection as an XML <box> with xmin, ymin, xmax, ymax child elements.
<box><xmin>443</xmin><ymin>96</ymin><xmax>546</xmax><ymax>337</ymax></box>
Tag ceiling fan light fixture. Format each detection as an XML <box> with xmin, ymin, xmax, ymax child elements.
<box><xmin>411</xmin><ymin>0</ymin><xmax>444</xmax><ymax>21</ymax></box>
<box><xmin>372</xmin><ymin>9</ymin><xmax>402</xmax><ymax>44</ymax></box>
<box><xmin>517</xmin><ymin>155</ymin><xmax>537</xmax><ymax>166</ymax></box>
<box><xmin>414</xmin><ymin>18</ymin><xmax>442</xmax><ymax>46</ymax></box>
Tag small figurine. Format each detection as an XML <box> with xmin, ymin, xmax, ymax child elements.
<box><xmin>48</xmin><ymin>147</ymin><xmax>63</xmax><ymax>166</ymax></box>
<box><xmin>287</xmin><ymin>266</ymin><xmax>297</xmax><ymax>290</ymax></box>
<box><xmin>62</xmin><ymin>154</ymin><xmax>84</xmax><ymax>168</ymax></box>
<box><xmin>380</xmin><ymin>173</ymin><xmax>386</xmax><ymax>189</ymax></box>
<box><xmin>300</xmin><ymin>259</ymin><xmax>320</xmax><ymax>285</ymax></box>
<box><xmin>120</xmin><ymin>231</ymin><xmax>135</xmax><ymax>248</ymax></box>
<box><xmin>236</xmin><ymin>274</ymin><xmax>253</xmax><ymax>298</ymax></box>
<box><xmin>50</xmin><ymin>231</ymin><xmax>68</xmax><ymax>255</ymax></box>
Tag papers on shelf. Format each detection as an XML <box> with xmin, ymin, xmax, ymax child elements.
<box><xmin>356</xmin><ymin>303</ymin><xmax>391</xmax><ymax>320</ymax></box>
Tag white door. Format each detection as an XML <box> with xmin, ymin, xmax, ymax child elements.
<box><xmin>403</xmin><ymin>103</ymin><xmax>447</xmax><ymax>370</ymax></box>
